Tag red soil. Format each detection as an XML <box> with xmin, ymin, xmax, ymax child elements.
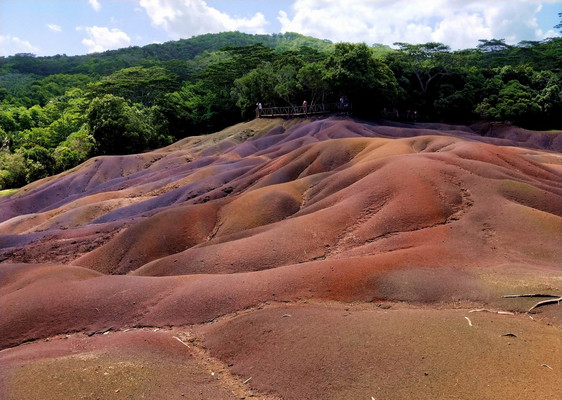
<box><xmin>1</xmin><ymin>116</ymin><xmax>560</xmax><ymax>398</ymax></box>
<box><xmin>199</xmin><ymin>302</ymin><xmax>561</xmax><ymax>400</ymax></box>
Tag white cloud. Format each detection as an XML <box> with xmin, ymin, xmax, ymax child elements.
<box><xmin>80</xmin><ymin>26</ymin><xmax>131</xmax><ymax>53</ymax></box>
<box><xmin>47</xmin><ymin>24</ymin><xmax>62</xmax><ymax>32</ymax></box>
<box><xmin>139</xmin><ymin>0</ymin><xmax>268</xmax><ymax>39</ymax></box>
<box><xmin>89</xmin><ymin>0</ymin><xmax>101</xmax><ymax>12</ymax></box>
<box><xmin>0</xmin><ymin>35</ymin><xmax>40</xmax><ymax>56</ymax></box>
<box><xmin>541</xmin><ymin>29</ymin><xmax>559</xmax><ymax>39</ymax></box>
<box><xmin>278</xmin><ymin>0</ymin><xmax>559</xmax><ymax>49</ymax></box>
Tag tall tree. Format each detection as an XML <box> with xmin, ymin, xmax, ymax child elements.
<box><xmin>325</xmin><ymin>43</ymin><xmax>398</xmax><ymax>114</ymax></box>
<box><xmin>87</xmin><ymin>94</ymin><xmax>150</xmax><ymax>155</ymax></box>
<box><xmin>392</xmin><ymin>42</ymin><xmax>454</xmax><ymax>93</ymax></box>
<box><xmin>87</xmin><ymin>66</ymin><xmax>179</xmax><ymax>106</ymax></box>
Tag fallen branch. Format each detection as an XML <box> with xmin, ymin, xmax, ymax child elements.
<box><xmin>503</xmin><ymin>294</ymin><xmax>559</xmax><ymax>298</ymax></box>
<box><xmin>242</xmin><ymin>377</ymin><xmax>252</xmax><ymax>384</ymax></box>
<box><xmin>173</xmin><ymin>336</ymin><xmax>190</xmax><ymax>348</ymax></box>
<box><xmin>88</xmin><ymin>326</ymin><xmax>113</xmax><ymax>337</ymax></box>
<box><xmin>464</xmin><ymin>316</ymin><xmax>472</xmax><ymax>327</ymax></box>
<box><xmin>528</xmin><ymin>297</ymin><xmax>562</xmax><ymax>312</ymax></box>
<box><xmin>469</xmin><ymin>309</ymin><xmax>514</xmax><ymax>315</ymax></box>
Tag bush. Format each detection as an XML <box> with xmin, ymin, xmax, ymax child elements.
<box><xmin>0</xmin><ymin>149</ymin><xmax>28</xmax><ymax>189</ymax></box>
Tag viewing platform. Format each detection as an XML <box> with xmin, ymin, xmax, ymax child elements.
<box><xmin>258</xmin><ymin>103</ymin><xmax>348</xmax><ymax>118</ymax></box>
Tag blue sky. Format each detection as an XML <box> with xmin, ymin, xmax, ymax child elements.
<box><xmin>1</xmin><ymin>0</ymin><xmax>560</xmax><ymax>57</ymax></box>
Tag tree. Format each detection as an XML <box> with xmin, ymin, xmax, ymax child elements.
<box><xmin>325</xmin><ymin>43</ymin><xmax>398</xmax><ymax>114</ymax></box>
<box><xmin>155</xmin><ymin>80</ymin><xmax>231</xmax><ymax>138</ymax></box>
<box><xmin>87</xmin><ymin>94</ymin><xmax>149</xmax><ymax>155</ymax></box>
<box><xmin>434</xmin><ymin>66</ymin><xmax>486</xmax><ymax>121</ymax></box>
<box><xmin>23</xmin><ymin>145</ymin><xmax>55</xmax><ymax>181</ymax></box>
<box><xmin>233</xmin><ymin>63</ymin><xmax>277</xmax><ymax>117</ymax></box>
<box><xmin>535</xmin><ymin>73</ymin><xmax>562</xmax><ymax>126</ymax></box>
<box><xmin>0</xmin><ymin>149</ymin><xmax>27</xmax><ymax>189</ymax></box>
<box><xmin>477</xmin><ymin>39</ymin><xmax>513</xmax><ymax>53</ymax></box>
<box><xmin>87</xmin><ymin>66</ymin><xmax>179</xmax><ymax>106</ymax></box>
<box><xmin>475</xmin><ymin>77</ymin><xmax>540</xmax><ymax>124</ymax></box>
<box><xmin>274</xmin><ymin>64</ymin><xmax>301</xmax><ymax>106</ymax></box>
<box><xmin>61</xmin><ymin>128</ymin><xmax>94</xmax><ymax>156</ymax></box>
<box><xmin>297</xmin><ymin>61</ymin><xmax>329</xmax><ymax>105</ymax></box>
<box><xmin>53</xmin><ymin>146</ymin><xmax>82</xmax><ymax>172</ymax></box>
<box><xmin>392</xmin><ymin>42</ymin><xmax>454</xmax><ymax>93</ymax></box>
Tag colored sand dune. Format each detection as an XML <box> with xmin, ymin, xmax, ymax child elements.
<box><xmin>1</xmin><ymin>116</ymin><xmax>560</xmax><ymax>399</ymax></box>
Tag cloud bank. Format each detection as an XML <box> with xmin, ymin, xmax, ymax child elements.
<box><xmin>79</xmin><ymin>26</ymin><xmax>131</xmax><ymax>53</ymax></box>
<box><xmin>0</xmin><ymin>35</ymin><xmax>39</xmax><ymax>56</ymax></box>
<box><xmin>139</xmin><ymin>0</ymin><xmax>268</xmax><ymax>39</ymax></box>
<box><xmin>277</xmin><ymin>0</ymin><xmax>558</xmax><ymax>49</ymax></box>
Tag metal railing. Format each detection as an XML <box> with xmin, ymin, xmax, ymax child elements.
<box><xmin>258</xmin><ymin>103</ymin><xmax>349</xmax><ymax>118</ymax></box>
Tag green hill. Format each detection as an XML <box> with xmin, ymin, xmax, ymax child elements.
<box><xmin>1</xmin><ymin>31</ymin><xmax>560</xmax><ymax>190</ymax></box>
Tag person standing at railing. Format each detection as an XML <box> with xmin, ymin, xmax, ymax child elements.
<box><xmin>256</xmin><ymin>102</ymin><xmax>262</xmax><ymax>118</ymax></box>
<box><xmin>302</xmin><ymin>100</ymin><xmax>307</xmax><ymax>116</ymax></box>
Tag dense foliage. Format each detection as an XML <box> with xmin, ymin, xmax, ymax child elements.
<box><xmin>1</xmin><ymin>31</ymin><xmax>561</xmax><ymax>189</ymax></box>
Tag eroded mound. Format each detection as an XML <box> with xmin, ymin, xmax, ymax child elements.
<box><xmin>1</xmin><ymin>116</ymin><xmax>560</xmax><ymax>398</ymax></box>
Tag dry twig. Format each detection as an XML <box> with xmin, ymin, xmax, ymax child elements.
<box><xmin>173</xmin><ymin>336</ymin><xmax>190</xmax><ymax>348</ymax></box>
<box><xmin>503</xmin><ymin>294</ymin><xmax>562</xmax><ymax>313</ymax></box>
<box><xmin>469</xmin><ymin>309</ymin><xmax>514</xmax><ymax>315</ymax></box>
<box><xmin>528</xmin><ymin>297</ymin><xmax>562</xmax><ymax>312</ymax></box>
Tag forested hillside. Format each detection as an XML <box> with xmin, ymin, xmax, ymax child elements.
<box><xmin>1</xmin><ymin>31</ymin><xmax>561</xmax><ymax>190</ymax></box>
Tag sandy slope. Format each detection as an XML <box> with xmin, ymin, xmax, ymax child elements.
<box><xmin>1</xmin><ymin>116</ymin><xmax>560</xmax><ymax>399</ymax></box>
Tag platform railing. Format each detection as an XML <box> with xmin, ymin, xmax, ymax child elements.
<box><xmin>258</xmin><ymin>103</ymin><xmax>349</xmax><ymax>117</ymax></box>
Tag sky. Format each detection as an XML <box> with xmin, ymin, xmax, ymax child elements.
<box><xmin>0</xmin><ymin>0</ymin><xmax>560</xmax><ymax>57</ymax></box>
